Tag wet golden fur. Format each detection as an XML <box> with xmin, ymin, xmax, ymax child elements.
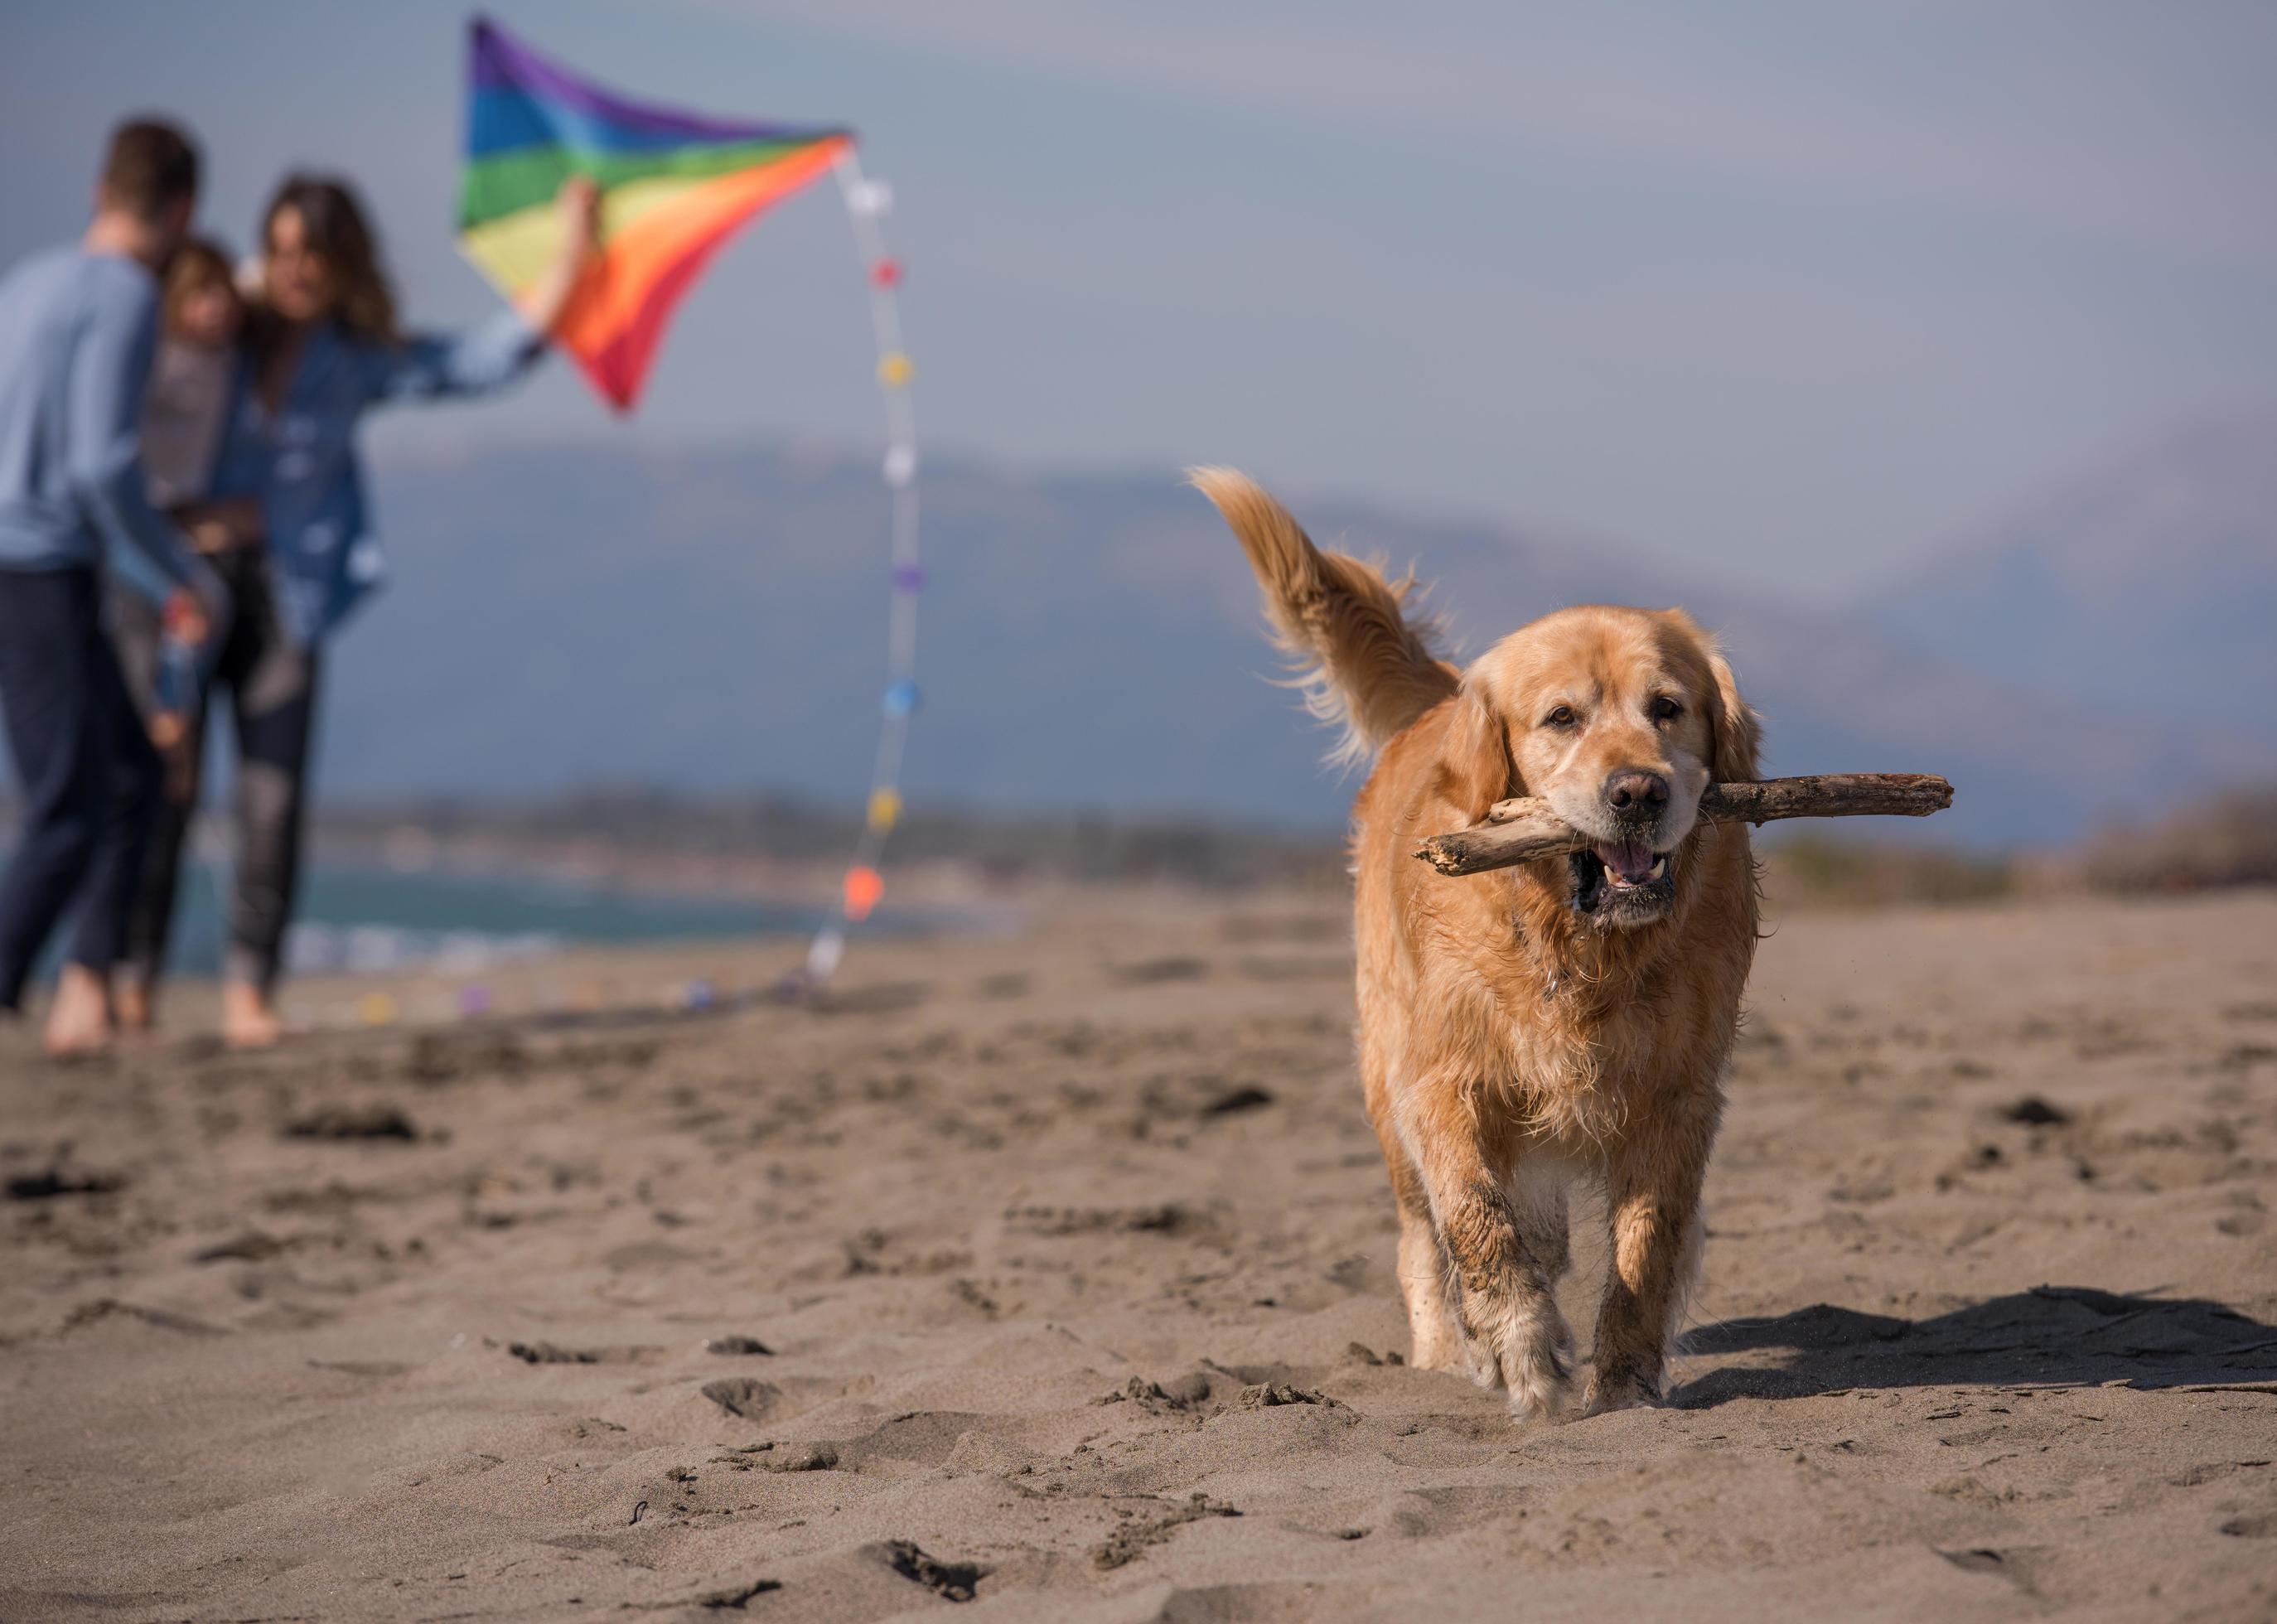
<box><xmin>1194</xmin><ymin>468</ymin><xmax>1762</xmax><ymax>1418</ymax></box>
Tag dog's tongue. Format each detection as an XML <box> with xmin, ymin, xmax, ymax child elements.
<box><xmin>1594</xmin><ymin>839</ymin><xmax>1656</xmax><ymax>884</ymax></box>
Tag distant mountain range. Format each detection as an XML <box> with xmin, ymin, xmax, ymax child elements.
<box><xmin>322</xmin><ymin>412</ymin><xmax>2277</xmax><ymax>846</ymax></box>
<box><xmin>1873</xmin><ymin>411</ymin><xmax>2277</xmax><ymax>747</ymax></box>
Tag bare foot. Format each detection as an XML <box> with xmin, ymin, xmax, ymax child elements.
<box><xmin>115</xmin><ymin>979</ymin><xmax>155</xmax><ymax>1035</ymax></box>
<box><xmin>45</xmin><ymin>964</ymin><xmax>116</xmax><ymax>1057</ymax></box>
<box><xmin>222</xmin><ymin>981</ymin><xmax>283</xmax><ymax>1050</ymax></box>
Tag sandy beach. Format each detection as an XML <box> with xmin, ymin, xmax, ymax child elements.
<box><xmin>3</xmin><ymin>888</ymin><xmax>2275</xmax><ymax>1622</ymax></box>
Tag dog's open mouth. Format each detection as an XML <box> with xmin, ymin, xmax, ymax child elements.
<box><xmin>1569</xmin><ymin>839</ymin><xmax>1674</xmax><ymax>918</ymax></box>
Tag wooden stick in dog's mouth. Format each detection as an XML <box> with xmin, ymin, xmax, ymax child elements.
<box><xmin>1414</xmin><ymin>772</ymin><xmax>1956</xmax><ymax>877</ymax></box>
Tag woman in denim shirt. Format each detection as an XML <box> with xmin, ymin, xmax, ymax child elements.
<box><xmin>114</xmin><ymin>173</ymin><xmax>597</xmax><ymax>1046</ymax></box>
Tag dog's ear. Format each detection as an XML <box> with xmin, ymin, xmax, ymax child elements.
<box><xmin>1705</xmin><ymin>650</ymin><xmax>1761</xmax><ymax>782</ymax></box>
<box><xmin>1438</xmin><ymin>680</ymin><xmax>1515</xmax><ymax>821</ymax></box>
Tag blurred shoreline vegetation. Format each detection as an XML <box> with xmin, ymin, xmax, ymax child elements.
<box><xmin>1757</xmin><ymin>783</ymin><xmax>2277</xmax><ymax>907</ymax></box>
<box><xmin>2076</xmin><ymin>785</ymin><xmax>2277</xmax><ymax>895</ymax></box>
<box><xmin>1758</xmin><ymin>832</ymin><xmax>2018</xmax><ymax>910</ymax></box>
<box><xmin>308</xmin><ymin>788</ymin><xmax>1354</xmax><ymax>896</ymax></box>
<box><xmin>11</xmin><ymin>784</ymin><xmax>2271</xmax><ymax>911</ymax></box>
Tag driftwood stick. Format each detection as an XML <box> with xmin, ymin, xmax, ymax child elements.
<box><xmin>1415</xmin><ymin>772</ymin><xmax>1955</xmax><ymax>878</ymax></box>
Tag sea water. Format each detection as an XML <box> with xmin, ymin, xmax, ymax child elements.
<box><xmin>158</xmin><ymin>861</ymin><xmax>865</xmax><ymax>978</ymax></box>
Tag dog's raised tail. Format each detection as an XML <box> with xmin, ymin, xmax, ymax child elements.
<box><xmin>1189</xmin><ymin>466</ymin><xmax>1457</xmax><ymax>763</ymax></box>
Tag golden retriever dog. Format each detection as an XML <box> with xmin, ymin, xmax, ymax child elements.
<box><xmin>1193</xmin><ymin>469</ymin><xmax>1761</xmax><ymax>1419</ymax></box>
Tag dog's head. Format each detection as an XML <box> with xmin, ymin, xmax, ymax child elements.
<box><xmin>1439</xmin><ymin>606</ymin><xmax>1759</xmax><ymax>930</ymax></box>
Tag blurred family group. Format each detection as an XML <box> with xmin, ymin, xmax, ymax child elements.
<box><xmin>0</xmin><ymin>118</ymin><xmax>597</xmax><ymax>1056</ymax></box>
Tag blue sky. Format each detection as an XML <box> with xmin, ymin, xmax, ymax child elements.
<box><xmin>4</xmin><ymin>1</ymin><xmax>2272</xmax><ymax>602</ymax></box>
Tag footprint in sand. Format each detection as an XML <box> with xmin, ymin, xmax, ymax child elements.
<box><xmin>874</xmin><ymin>1539</ymin><xmax>989</xmax><ymax>1602</ymax></box>
<box><xmin>1090</xmin><ymin>1494</ymin><xmax>1241</xmax><ymax>1571</ymax></box>
<box><xmin>700</xmin><ymin>1376</ymin><xmax>785</xmax><ymax>1420</ymax></box>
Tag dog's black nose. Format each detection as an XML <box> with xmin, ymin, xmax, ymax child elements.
<box><xmin>1604</xmin><ymin>770</ymin><xmax>1670</xmax><ymax>814</ymax></box>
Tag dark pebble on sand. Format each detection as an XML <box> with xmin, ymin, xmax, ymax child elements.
<box><xmin>1113</xmin><ymin>956</ymin><xmax>1210</xmax><ymax>984</ymax></box>
<box><xmin>705</xmin><ymin>1335</ymin><xmax>774</xmax><ymax>1356</ymax></box>
<box><xmin>285</xmin><ymin>1104</ymin><xmax>419</xmax><ymax>1141</ymax></box>
<box><xmin>1999</xmin><ymin>1095</ymin><xmax>2073</xmax><ymax>1127</ymax></box>
<box><xmin>6</xmin><ymin>1167</ymin><xmax>124</xmax><ymax>1200</ymax></box>
<box><xmin>192</xmin><ymin>1230</ymin><xmax>283</xmax><ymax>1263</ymax></box>
<box><xmin>688</xmin><ymin>1579</ymin><xmax>781</xmax><ymax>1607</ymax></box>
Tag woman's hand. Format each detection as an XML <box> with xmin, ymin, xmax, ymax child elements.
<box><xmin>558</xmin><ymin>174</ymin><xmax>601</xmax><ymax>263</ymax></box>
<box><xmin>526</xmin><ymin>176</ymin><xmax>602</xmax><ymax>336</ymax></box>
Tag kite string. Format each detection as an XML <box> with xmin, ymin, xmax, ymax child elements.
<box><xmin>801</xmin><ymin>149</ymin><xmax>920</xmax><ymax>986</ymax></box>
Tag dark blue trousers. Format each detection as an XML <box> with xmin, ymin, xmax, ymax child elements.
<box><xmin>0</xmin><ymin>565</ymin><xmax>161</xmax><ymax>1008</ymax></box>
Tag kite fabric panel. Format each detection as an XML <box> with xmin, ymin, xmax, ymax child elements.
<box><xmin>459</xmin><ymin>16</ymin><xmax>853</xmax><ymax>410</ymax></box>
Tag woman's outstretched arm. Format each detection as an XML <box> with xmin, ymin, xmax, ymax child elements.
<box><xmin>364</xmin><ymin>176</ymin><xmax>601</xmax><ymax>404</ymax></box>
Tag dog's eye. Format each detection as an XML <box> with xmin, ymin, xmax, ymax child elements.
<box><xmin>1543</xmin><ymin>705</ymin><xmax>1577</xmax><ymax>729</ymax></box>
<box><xmin>1651</xmin><ymin>696</ymin><xmax>1683</xmax><ymax>723</ymax></box>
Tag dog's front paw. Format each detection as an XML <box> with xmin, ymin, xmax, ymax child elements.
<box><xmin>1458</xmin><ymin>1293</ymin><xmax>1575</xmax><ymax>1419</ymax></box>
<box><xmin>1458</xmin><ymin>1326</ymin><xmax>1504</xmax><ymax>1391</ymax></box>
<box><xmin>1503</xmin><ymin>1323</ymin><xmax>1575</xmax><ymax>1421</ymax></box>
<box><xmin>1580</xmin><ymin>1369</ymin><xmax>1664</xmax><ymax>1417</ymax></box>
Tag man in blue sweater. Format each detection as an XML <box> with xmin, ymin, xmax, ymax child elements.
<box><xmin>0</xmin><ymin>119</ymin><xmax>222</xmax><ymax>1056</ymax></box>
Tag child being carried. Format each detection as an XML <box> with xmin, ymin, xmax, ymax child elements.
<box><xmin>138</xmin><ymin>239</ymin><xmax>244</xmax><ymax>782</ymax></box>
<box><xmin>143</xmin><ymin>239</ymin><xmax>242</xmax><ymax>511</ymax></box>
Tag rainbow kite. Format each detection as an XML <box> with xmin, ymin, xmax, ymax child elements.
<box><xmin>460</xmin><ymin>17</ymin><xmax>853</xmax><ymax>409</ymax></box>
<box><xmin>457</xmin><ymin>19</ymin><xmax>925</xmax><ymax>994</ymax></box>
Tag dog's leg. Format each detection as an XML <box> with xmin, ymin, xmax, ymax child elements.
<box><xmin>1374</xmin><ymin>1119</ymin><xmax>1467</xmax><ymax>1370</ymax></box>
<box><xmin>1384</xmin><ymin>1152</ymin><xmax>1457</xmax><ymax>1366</ymax></box>
<box><xmin>1417</xmin><ymin>1130</ymin><xmax>1575</xmax><ymax>1420</ymax></box>
<box><xmin>1586</xmin><ymin>1096</ymin><xmax>1716</xmax><ymax>1414</ymax></box>
<box><xmin>1395</xmin><ymin>1207</ymin><xmax>1467</xmax><ymax>1373</ymax></box>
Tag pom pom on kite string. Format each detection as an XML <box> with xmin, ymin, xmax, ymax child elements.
<box><xmin>868</xmin><ymin>788</ymin><xmax>903</xmax><ymax>831</ymax></box>
<box><xmin>892</xmin><ymin>563</ymin><xmax>924</xmax><ymax>592</ymax></box>
<box><xmin>360</xmin><ymin>993</ymin><xmax>399</xmax><ymax>1027</ymax></box>
<box><xmin>882</xmin><ymin>679</ymin><xmax>921</xmax><ymax>718</ymax></box>
<box><xmin>457</xmin><ymin>984</ymin><xmax>491</xmax><ymax>1018</ymax></box>
<box><xmin>805</xmin><ymin>927</ymin><xmax>847</xmax><ymax>982</ymax></box>
<box><xmin>870</xmin><ymin>257</ymin><xmax>903</xmax><ymax>289</ymax></box>
<box><xmin>843</xmin><ymin>866</ymin><xmax>886</xmax><ymax>921</ymax></box>
<box><xmin>846</xmin><ymin>178</ymin><xmax>894</xmax><ymax>218</ymax></box>
<box><xmin>882</xmin><ymin>442</ymin><xmax>917</xmax><ymax>487</ymax></box>
<box><xmin>877</xmin><ymin>352</ymin><xmax>914</xmax><ymax>388</ymax></box>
